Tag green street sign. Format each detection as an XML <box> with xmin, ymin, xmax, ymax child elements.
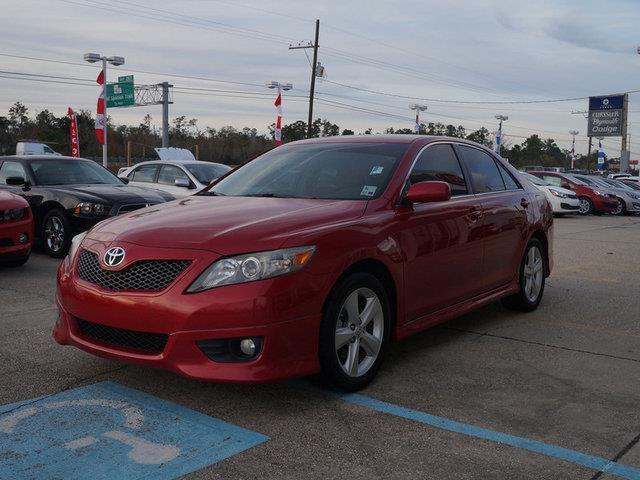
<box><xmin>106</xmin><ymin>82</ymin><xmax>135</xmax><ymax>108</ymax></box>
<box><xmin>118</xmin><ymin>75</ymin><xmax>134</xmax><ymax>84</ymax></box>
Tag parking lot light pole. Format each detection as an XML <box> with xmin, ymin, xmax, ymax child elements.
<box><xmin>83</xmin><ymin>53</ymin><xmax>125</xmax><ymax>168</ymax></box>
<box><xmin>494</xmin><ymin>115</ymin><xmax>508</xmax><ymax>154</ymax></box>
<box><xmin>410</xmin><ymin>104</ymin><xmax>428</xmax><ymax>133</ymax></box>
<box><xmin>569</xmin><ymin>130</ymin><xmax>579</xmax><ymax>169</ymax></box>
<box><xmin>266</xmin><ymin>81</ymin><xmax>293</xmax><ymax>145</ymax></box>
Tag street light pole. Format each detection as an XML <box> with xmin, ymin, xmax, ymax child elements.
<box><xmin>494</xmin><ymin>115</ymin><xmax>508</xmax><ymax>155</ymax></box>
<box><xmin>266</xmin><ymin>81</ymin><xmax>293</xmax><ymax>145</ymax></box>
<box><xmin>569</xmin><ymin>130</ymin><xmax>579</xmax><ymax>169</ymax></box>
<box><xmin>83</xmin><ymin>53</ymin><xmax>125</xmax><ymax>168</ymax></box>
<box><xmin>410</xmin><ymin>104</ymin><xmax>428</xmax><ymax>133</ymax></box>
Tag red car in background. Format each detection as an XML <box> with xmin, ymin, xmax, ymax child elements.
<box><xmin>56</xmin><ymin>136</ymin><xmax>553</xmax><ymax>391</ymax></box>
<box><xmin>529</xmin><ymin>171</ymin><xmax>619</xmax><ymax>215</ymax></box>
<box><xmin>0</xmin><ymin>190</ymin><xmax>33</xmax><ymax>266</ymax></box>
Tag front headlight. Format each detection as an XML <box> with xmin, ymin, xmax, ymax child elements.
<box><xmin>592</xmin><ymin>190</ymin><xmax>604</xmax><ymax>197</ymax></box>
<box><xmin>549</xmin><ymin>189</ymin><xmax>567</xmax><ymax>198</ymax></box>
<box><xmin>73</xmin><ymin>202</ymin><xmax>109</xmax><ymax>216</ymax></box>
<box><xmin>187</xmin><ymin>246</ymin><xmax>316</xmax><ymax>292</ymax></box>
<box><xmin>64</xmin><ymin>231</ymin><xmax>87</xmax><ymax>269</ymax></box>
<box><xmin>3</xmin><ymin>208</ymin><xmax>25</xmax><ymax>221</ymax></box>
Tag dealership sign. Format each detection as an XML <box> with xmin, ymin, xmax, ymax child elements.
<box><xmin>587</xmin><ymin>94</ymin><xmax>626</xmax><ymax>137</ymax></box>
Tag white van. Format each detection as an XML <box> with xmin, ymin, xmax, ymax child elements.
<box><xmin>16</xmin><ymin>142</ymin><xmax>61</xmax><ymax>156</ymax></box>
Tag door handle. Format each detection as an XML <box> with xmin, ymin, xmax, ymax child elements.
<box><xmin>466</xmin><ymin>207</ymin><xmax>482</xmax><ymax>223</ymax></box>
<box><xmin>520</xmin><ymin>198</ymin><xmax>529</xmax><ymax>208</ymax></box>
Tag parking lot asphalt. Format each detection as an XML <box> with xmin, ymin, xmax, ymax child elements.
<box><xmin>1</xmin><ymin>214</ymin><xmax>639</xmax><ymax>479</ymax></box>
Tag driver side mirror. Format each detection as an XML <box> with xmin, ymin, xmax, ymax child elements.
<box><xmin>404</xmin><ymin>181</ymin><xmax>451</xmax><ymax>204</ymax></box>
<box><xmin>174</xmin><ymin>178</ymin><xmax>191</xmax><ymax>188</ymax></box>
<box><xmin>6</xmin><ymin>176</ymin><xmax>30</xmax><ymax>191</ymax></box>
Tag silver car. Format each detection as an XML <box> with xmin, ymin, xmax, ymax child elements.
<box><xmin>575</xmin><ymin>175</ymin><xmax>640</xmax><ymax>215</ymax></box>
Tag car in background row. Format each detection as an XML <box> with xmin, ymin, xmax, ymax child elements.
<box><xmin>0</xmin><ymin>156</ymin><xmax>175</xmax><ymax>258</ymax></box>
<box><xmin>56</xmin><ymin>135</ymin><xmax>553</xmax><ymax>391</ymax></box>
<box><xmin>519</xmin><ymin>172</ymin><xmax>580</xmax><ymax>215</ymax></box>
<box><xmin>529</xmin><ymin>171</ymin><xmax>619</xmax><ymax>215</ymax></box>
<box><xmin>0</xmin><ymin>190</ymin><xmax>33</xmax><ymax>267</ymax></box>
<box><xmin>574</xmin><ymin>175</ymin><xmax>640</xmax><ymax>216</ymax></box>
<box><xmin>118</xmin><ymin>160</ymin><xmax>232</xmax><ymax>198</ymax></box>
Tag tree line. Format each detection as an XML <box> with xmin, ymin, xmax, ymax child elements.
<box><xmin>1</xmin><ymin>101</ymin><xmax>600</xmax><ymax>170</ymax></box>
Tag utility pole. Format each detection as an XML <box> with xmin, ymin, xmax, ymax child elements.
<box><xmin>587</xmin><ymin>137</ymin><xmax>593</xmax><ymax>171</ymax></box>
<box><xmin>569</xmin><ymin>130</ymin><xmax>579</xmax><ymax>169</ymax></box>
<box><xmin>289</xmin><ymin>19</ymin><xmax>320</xmax><ymax>138</ymax></box>
<box><xmin>621</xmin><ymin>93</ymin><xmax>629</xmax><ymax>172</ymax></box>
<box><xmin>410</xmin><ymin>104</ymin><xmax>428</xmax><ymax>133</ymax></box>
<box><xmin>162</xmin><ymin>82</ymin><xmax>171</xmax><ymax>148</ymax></box>
<box><xmin>494</xmin><ymin>115</ymin><xmax>508</xmax><ymax>154</ymax></box>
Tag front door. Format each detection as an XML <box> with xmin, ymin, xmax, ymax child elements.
<box><xmin>398</xmin><ymin>143</ymin><xmax>485</xmax><ymax>321</ymax></box>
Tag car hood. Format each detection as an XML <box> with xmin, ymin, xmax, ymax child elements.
<box><xmin>543</xmin><ymin>185</ymin><xmax>574</xmax><ymax>196</ymax></box>
<box><xmin>0</xmin><ymin>190</ymin><xmax>29</xmax><ymax>208</ymax></box>
<box><xmin>86</xmin><ymin>195</ymin><xmax>367</xmax><ymax>254</ymax></box>
<box><xmin>44</xmin><ymin>184</ymin><xmax>174</xmax><ymax>203</ymax></box>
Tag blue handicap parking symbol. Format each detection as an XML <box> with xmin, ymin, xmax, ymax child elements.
<box><xmin>0</xmin><ymin>381</ymin><xmax>268</xmax><ymax>479</ymax></box>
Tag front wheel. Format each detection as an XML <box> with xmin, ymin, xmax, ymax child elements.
<box><xmin>42</xmin><ymin>209</ymin><xmax>71</xmax><ymax>258</ymax></box>
<box><xmin>317</xmin><ymin>273</ymin><xmax>391</xmax><ymax>392</ymax></box>
<box><xmin>611</xmin><ymin>198</ymin><xmax>625</xmax><ymax>216</ymax></box>
<box><xmin>578</xmin><ymin>197</ymin><xmax>593</xmax><ymax>215</ymax></box>
<box><xmin>502</xmin><ymin>239</ymin><xmax>546</xmax><ymax>312</ymax></box>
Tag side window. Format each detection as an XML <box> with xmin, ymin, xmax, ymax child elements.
<box><xmin>409</xmin><ymin>144</ymin><xmax>468</xmax><ymax>196</ymax></box>
<box><xmin>129</xmin><ymin>164</ymin><xmax>158</xmax><ymax>183</ymax></box>
<box><xmin>0</xmin><ymin>161</ymin><xmax>27</xmax><ymax>184</ymax></box>
<box><xmin>158</xmin><ymin>165</ymin><xmax>189</xmax><ymax>186</ymax></box>
<box><xmin>496</xmin><ymin>162</ymin><xmax>520</xmax><ymax>190</ymax></box>
<box><xmin>457</xmin><ymin>146</ymin><xmax>505</xmax><ymax>193</ymax></box>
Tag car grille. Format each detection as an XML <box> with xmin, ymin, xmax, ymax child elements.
<box><xmin>567</xmin><ymin>194</ymin><xmax>578</xmax><ymax>199</ymax></box>
<box><xmin>77</xmin><ymin>249</ymin><xmax>190</xmax><ymax>292</ymax></box>
<box><xmin>0</xmin><ymin>238</ymin><xmax>13</xmax><ymax>247</ymax></box>
<box><xmin>117</xmin><ymin>203</ymin><xmax>157</xmax><ymax>214</ymax></box>
<box><xmin>76</xmin><ymin>318</ymin><xmax>168</xmax><ymax>354</ymax></box>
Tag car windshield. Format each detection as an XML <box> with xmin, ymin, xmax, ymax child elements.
<box><xmin>521</xmin><ymin>172</ymin><xmax>549</xmax><ymax>186</ymax></box>
<box><xmin>601</xmin><ymin>178</ymin><xmax>631</xmax><ymax>190</ymax></box>
<box><xmin>622</xmin><ymin>181</ymin><xmax>640</xmax><ymax>191</ymax></box>
<box><xmin>185</xmin><ymin>163</ymin><xmax>231</xmax><ymax>184</ymax></box>
<box><xmin>208</xmin><ymin>142</ymin><xmax>409</xmax><ymax>200</ymax></box>
<box><xmin>29</xmin><ymin>158</ymin><xmax>121</xmax><ymax>185</ymax></box>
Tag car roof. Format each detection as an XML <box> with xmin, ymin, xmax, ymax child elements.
<box><xmin>0</xmin><ymin>155</ymin><xmax>89</xmax><ymax>161</ymax></box>
<box><xmin>128</xmin><ymin>160</ymin><xmax>228</xmax><ymax>168</ymax></box>
<box><xmin>285</xmin><ymin>134</ymin><xmax>485</xmax><ymax>147</ymax></box>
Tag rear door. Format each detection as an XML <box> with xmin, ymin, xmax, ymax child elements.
<box><xmin>157</xmin><ymin>165</ymin><xmax>193</xmax><ymax>197</ymax></box>
<box><xmin>455</xmin><ymin>145</ymin><xmax>528</xmax><ymax>291</ymax></box>
<box><xmin>126</xmin><ymin>164</ymin><xmax>160</xmax><ymax>190</ymax></box>
<box><xmin>400</xmin><ymin>143</ymin><xmax>485</xmax><ymax>320</ymax></box>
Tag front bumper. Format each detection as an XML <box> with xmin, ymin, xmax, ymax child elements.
<box><xmin>0</xmin><ymin>216</ymin><xmax>33</xmax><ymax>260</ymax></box>
<box><xmin>54</xmin><ymin>240</ymin><xmax>328</xmax><ymax>383</ymax></box>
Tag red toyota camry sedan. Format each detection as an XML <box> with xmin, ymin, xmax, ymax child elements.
<box><xmin>55</xmin><ymin>136</ymin><xmax>553</xmax><ymax>391</ymax></box>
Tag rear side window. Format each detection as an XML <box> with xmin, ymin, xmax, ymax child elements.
<box><xmin>0</xmin><ymin>161</ymin><xmax>27</xmax><ymax>184</ymax></box>
<box><xmin>129</xmin><ymin>164</ymin><xmax>158</xmax><ymax>183</ymax></box>
<box><xmin>496</xmin><ymin>162</ymin><xmax>520</xmax><ymax>190</ymax></box>
<box><xmin>409</xmin><ymin>144</ymin><xmax>468</xmax><ymax>196</ymax></box>
<box><xmin>158</xmin><ymin>165</ymin><xmax>189</xmax><ymax>185</ymax></box>
<box><xmin>457</xmin><ymin>146</ymin><xmax>505</xmax><ymax>193</ymax></box>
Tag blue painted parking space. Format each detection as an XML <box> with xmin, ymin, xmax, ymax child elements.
<box><xmin>0</xmin><ymin>381</ymin><xmax>268</xmax><ymax>480</ymax></box>
<box><xmin>341</xmin><ymin>393</ymin><xmax>640</xmax><ymax>480</ymax></box>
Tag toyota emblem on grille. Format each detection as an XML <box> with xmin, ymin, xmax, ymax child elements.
<box><xmin>103</xmin><ymin>247</ymin><xmax>126</xmax><ymax>267</ymax></box>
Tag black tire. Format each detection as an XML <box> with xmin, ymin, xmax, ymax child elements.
<box><xmin>578</xmin><ymin>197</ymin><xmax>593</xmax><ymax>215</ymax></box>
<box><xmin>41</xmin><ymin>208</ymin><xmax>71</xmax><ymax>258</ymax></box>
<box><xmin>317</xmin><ymin>272</ymin><xmax>391</xmax><ymax>392</ymax></box>
<box><xmin>502</xmin><ymin>238</ymin><xmax>546</xmax><ymax>312</ymax></box>
<box><xmin>0</xmin><ymin>255</ymin><xmax>30</xmax><ymax>267</ymax></box>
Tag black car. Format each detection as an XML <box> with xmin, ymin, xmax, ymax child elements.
<box><xmin>0</xmin><ymin>156</ymin><xmax>175</xmax><ymax>257</ymax></box>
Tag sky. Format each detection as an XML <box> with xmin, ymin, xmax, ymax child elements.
<box><xmin>1</xmin><ymin>0</ymin><xmax>640</xmax><ymax>158</ymax></box>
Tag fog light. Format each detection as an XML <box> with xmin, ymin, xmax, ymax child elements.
<box><xmin>239</xmin><ymin>338</ymin><xmax>256</xmax><ymax>356</ymax></box>
<box><xmin>18</xmin><ymin>233</ymin><xmax>28</xmax><ymax>244</ymax></box>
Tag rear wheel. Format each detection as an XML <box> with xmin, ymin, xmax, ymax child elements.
<box><xmin>502</xmin><ymin>238</ymin><xmax>545</xmax><ymax>312</ymax></box>
<box><xmin>317</xmin><ymin>272</ymin><xmax>390</xmax><ymax>391</ymax></box>
<box><xmin>578</xmin><ymin>197</ymin><xmax>593</xmax><ymax>215</ymax></box>
<box><xmin>42</xmin><ymin>209</ymin><xmax>71</xmax><ymax>258</ymax></box>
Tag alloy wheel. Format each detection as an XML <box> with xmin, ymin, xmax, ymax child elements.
<box><xmin>334</xmin><ymin>287</ymin><xmax>384</xmax><ymax>378</ymax></box>
<box><xmin>523</xmin><ymin>246</ymin><xmax>544</xmax><ymax>303</ymax></box>
<box><xmin>578</xmin><ymin>199</ymin><xmax>590</xmax><ymax>215</ymax></box>
<box><xmin>611</xmin><ymin>201</ymin><xmax>623</xmax><ymax>216</ymax></box>
<box><xmin>44</xmin><ymin>216</ymin><xmax>65</xmax><ymax>253</ymax></box>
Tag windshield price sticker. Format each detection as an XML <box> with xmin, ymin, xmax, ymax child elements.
<box><xmin>361</xmin><ymin>185</ymin><xmax>377</xmax><ymax>197</ymax></box>
<box><xmin>370</xmin><ymin>166</ymin><xmax>384</xmax><ymax>175</ymax></box>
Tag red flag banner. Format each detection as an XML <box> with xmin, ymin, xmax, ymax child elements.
<box><xmin>274</xmin><ymin>93</ymin><xmax>282</xmax><ymax>145</ymax></box>
<box><xmin>95</xmin><ymin>69</ymin><xmax>105</xmax><ymax>145</ymax></box>
<box><xmin>67</xmin><ymin>107</ymin><xmax>80</xmax><ymax>157</ymax></box>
